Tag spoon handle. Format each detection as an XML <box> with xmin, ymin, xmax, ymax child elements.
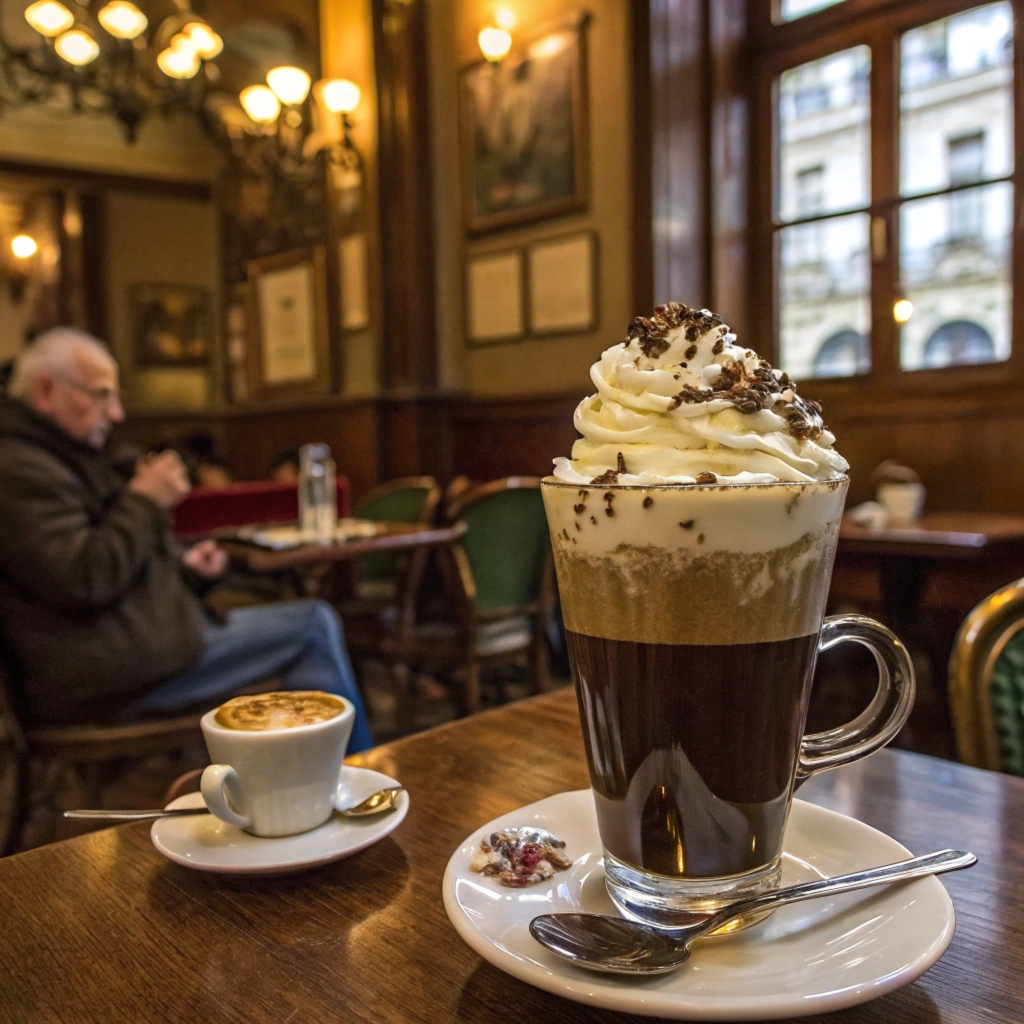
<box><xmin>64</xmin><ymin>808</ymin><xmax>208</xmax><ymax>821</ymax></box>
<box><xmin>706</xmin><ymin>848</ymin><xmax>976</xmax><ymax>933</ymax></box>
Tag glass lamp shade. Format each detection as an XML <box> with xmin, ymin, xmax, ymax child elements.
<box><xmin>23</xmin><ymin>0</ymin><xmax>74</xmax><ymax>38</ymax></box>
<box><xmin>240</xmin><ymin>84</ymin><xmax>281</xmax><ymax>124</ymax></box>
<box><xmin>157</xmin><ymin>43</ymin><xmax>200</xmax><ymax>79</ymax></box>
<box><xmin>97</xmin><ymin>1</ymin><xmax>147</xmax><ymax>40</ymax></box>
<box><xmin>478</xmin><ymin>26</ymin><xmax>512</xmax><ymax>62</ymax></box>
<box><xmin>266</xmin><ymin>66</ymin><xmax>312</xmax><ymax>106</ymax></box>
<box><xmin>11</xmin><ymin>235</ymin><xmax>38</xmax><ymax>259</ymax></box>
<box><xmin>183</xmin><ymin>21</ymin><xmax>223</xmax><ymax>59</ymax></box>
<box><xmin>55</xmin><ymin>28</ymin><xmax>100</xmax><ymax>65</ymax></box>
<box><xmin>321</xmin><ymin>78</ymin><xmax>361</xmax><ymax>114</ymax></box>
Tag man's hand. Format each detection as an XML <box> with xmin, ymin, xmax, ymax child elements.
<box><xmin>128</xmin><ymin>451</ymin><xmax>190</xmax><ymax>510</ymax></box>
<box><xmin>183</xmin><ymin>539</ymin><xmax>228</xmax><ymax>580</ymax></box>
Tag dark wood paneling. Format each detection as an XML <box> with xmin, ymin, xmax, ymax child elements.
<box><xmin>447</xmin><ymin>396</ymin><xmax>579</xmax><ymax>482</ymax></box>
<box><xmin>373</xmin><ymin>0</ymin><xmax>437</xmax><ymax>391</ymax></box>
<box><xmin>223</xmin><ymin>400</ymin><xmax>380</xmax><ymax>499</ymax></box>
<box><xmin>649</xmin><ymin>0</ymin><xmax>712</xmax><ymax>307</ymax></box>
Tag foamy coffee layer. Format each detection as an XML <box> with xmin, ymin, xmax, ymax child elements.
<box><xmin>214</xmin><ymin>691</ymin><xmax>345</xmax><ymax>731</ymax></box>
<box><xmin>542</xmin><ymin>479</ymin><xmax>847</xmax><ymax>646</ymax></box>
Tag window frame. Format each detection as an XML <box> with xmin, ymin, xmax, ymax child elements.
<box><xmin>750</xmin><ymin>0</ymin><xmax>1024</xmax><ymax>400</ymax></box>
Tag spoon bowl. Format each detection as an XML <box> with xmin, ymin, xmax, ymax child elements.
<box><xmin>530</xmin><ymin>848</ymin><xmax>976</xmax><ymax>975</ymax></box>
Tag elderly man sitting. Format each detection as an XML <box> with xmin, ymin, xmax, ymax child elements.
<box><xmin>0</xmin><ymin>328</ymin><xmax>372</xmax><ymax>751</ymax></box>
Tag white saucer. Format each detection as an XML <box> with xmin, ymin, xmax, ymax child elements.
<box><xmin>151</xmin><ymin>765</ymin><xmax>408</xmax><ymax>875</ymax></box>
<box><xmin>443</xmin><ymin>791</ymin><xmax>956</xmax><ymax>1020</ymax></box>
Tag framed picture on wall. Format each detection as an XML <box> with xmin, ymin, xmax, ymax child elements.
<box><xmin>459</xmin><ymin>16</ymin><xmax>590</xmax><ymax>234</ymax></box>
<box><xmin>131</xmin><ymin>283</ymin><xmax>213</xmax><ymax>366</ymax></box>
<box><xmin>527</xmin><ymin>231</ymin><xmax>598</xmax><ymax>335</ymax></box>
<box><xmin>247</xmin><ymin>246</ymin><xmax>330</xmax><ymax>398</ymax></box>
<box><xmin>466</xmin><ymin>249</ymin><xmax>525</xmax><ymax>345</ymax></box>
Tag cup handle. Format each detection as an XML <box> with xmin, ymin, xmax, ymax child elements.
<box><xmin>200</xmin><ymin>764</ymin><xmax>253</xmax><ymax>829</ymax></box>
<box><xmin>796</xmin><ymin>614</ymin><xmax>916</xmax><ymax>781</ymax></box>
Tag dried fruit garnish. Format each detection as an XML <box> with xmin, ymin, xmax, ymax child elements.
<box><xmin>468</xmin><ymin>827</ymin><xmax>573</xmax><ymax>888</ymax></box>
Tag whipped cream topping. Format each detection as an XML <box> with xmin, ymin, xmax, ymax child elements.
<box><xmin>552</xmin><ymin>303</ymin><xmax>849</xmax><ymax>485</ymax></box>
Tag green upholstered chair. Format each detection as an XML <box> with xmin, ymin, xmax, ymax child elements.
<box><xmin>351</xmin><ymin>477</ymin><xmax>441</xmax><ymax>601</ymax></box>
<box><xmin>950</xmin><ymin>577</ymin><xmax>1024</xmax><ymax>774</ymax></box>
<box><xmin>377</xmin><ymin>477</ymin><xmax>554</xmax><ymax>722</ymax></box>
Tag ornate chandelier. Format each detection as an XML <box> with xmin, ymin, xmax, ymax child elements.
<box><xmin>0</xmin><ymin>1</ymin><xmax>363</xmax><ymax>180</ymax></box>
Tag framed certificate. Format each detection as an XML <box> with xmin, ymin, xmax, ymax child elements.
<box><xmin>247</xmin><ymin>247</ymin><xmax>330</xmax><ymax>398</ymax></box>
<box><xmin>527</xmin><ymin>231</ymin><xmax>597</xmax><ymax>335</ymax></box>
<box><xmin>466</xmin><ymin>249</ymin><xmax>525</xmax><ymax>346</ymax></box>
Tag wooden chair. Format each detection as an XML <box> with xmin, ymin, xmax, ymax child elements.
<box><xmin>0</xmin><ymin>653</ymin><xmax>203</xmax><ymax>856</ymax></box>
<box><xmin>377</xmin><ymin>477</ymin><xmax>553</xmax><ymax>724</ymax></box>
<box><xmin>949</xmin><ymin>576</ymin><xmax>1024</xmax><ymax>773</ymax></box>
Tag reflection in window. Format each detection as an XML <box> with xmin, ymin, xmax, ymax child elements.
<box><xmin>778</xmin><ymin>213</ymin><xmax>871</xmax><ymax>380</ymax></box>
<box><xmin>923</xmin><ymin>320</ymin><xmax>995</xmax><ymax>368</ymax></box>
<box><xmin>813</xmin><ymin>329</ymin><xmax>870</xmax><ymax>378</ymax></box>
<box><xmin>777</xmin><ymin>46</ymin><xmax>870</xmax><ymax>379</ymax></box>
<box><xmin>778</xmin><ymin>0</ymin><xmax>845</xmax><ymax>23</ymax></box>
<box><xmin>899</xmin><ymin>3</ymin><xmax>1013</xmax><ymax>371</ymax></box>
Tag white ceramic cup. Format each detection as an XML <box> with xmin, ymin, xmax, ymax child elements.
<box><xmin>200</xmin><ymin>697</ymin><xmax>355</xmax><ymax>837</ymax></box>
<box><xmin>877</xmin><ymin>481</ymin><xmax>926</xmax><ymax>526</ymax></box>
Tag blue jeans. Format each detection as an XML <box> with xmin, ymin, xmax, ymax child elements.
<box><xmin>131</xmin><ymin>599</ymin><xmax>373</xmax><ymax>753</ymax></box>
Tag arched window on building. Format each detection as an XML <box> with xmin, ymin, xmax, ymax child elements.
<box><xmin>813</xmin><ymin>329</ymin><xmax>869</xmax><ymax>378</ymax></box>
<box><xmin>923</xmin><ymin>321</ymin><xmax>995</xmax><ymax>368</ymax></box>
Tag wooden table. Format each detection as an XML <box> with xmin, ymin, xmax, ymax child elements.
<box><xmin>832</xmin><ymin>512</ymin><xmax>1024</xmax><ymax>759</ymax></box>
<box><xmin>0</xmin><ymin>687</ymin><xmax>1017</xmax><ymax>1023</ymax></box>
<box><xmin>217</xmin><ymin>520</ymin><xmax>466</xmax><ymax>573</ymax></box>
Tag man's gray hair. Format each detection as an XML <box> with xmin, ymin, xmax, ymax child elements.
<box><xmin>6</xmin><ymin>328</ymin><xmax>113</xmax><ymax>400</ymax></box>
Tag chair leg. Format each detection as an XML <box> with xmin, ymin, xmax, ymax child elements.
<box><xmin>530</xmin><ymin>627</ymin><xmax>551</xmax><ymax>695</ymax></box>
<box><xmin>462</xmin><ymin>658</ymin><xmax>481</xmax><ymax>717</ymax></box>
<box><xmin>0</xmin><ymin>748</ymin><xmax>28</xmax><ymax>857</ymax></box>
<box><xmin>394</xmin><ymin>662</ymin><xmax>417</xmax><ymax>735</ymax></box>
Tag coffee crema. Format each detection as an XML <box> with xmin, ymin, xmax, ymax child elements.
<box><xmin>214</xmin><ymin>691</ymin><xmax>345</xmax><ymax>732</ymax></box>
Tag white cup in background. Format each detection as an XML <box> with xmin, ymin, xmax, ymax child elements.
<box><xmin>877</xmin><ymin>482</ymin><xmax>926</xmax><ymax>526</ymax></box>
<box><xmin>200</xmin><ymin>697</ymin><xmax>354</xmax><ymax>837</ymax></box>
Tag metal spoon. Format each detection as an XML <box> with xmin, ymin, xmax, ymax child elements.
<box><xmin>64</xmin><ymin>786</ymin><xmax>405</xmax><ymax>823</ymax></box>
<box><xmin>530</xmin><ymin>848</ymin><xmax>976</xmax><ymax>975</ymax></box>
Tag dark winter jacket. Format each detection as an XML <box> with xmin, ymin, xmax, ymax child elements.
<box><xmin>0</xmin><ymin>397</ymin><xmax>206</xmax><ymax>724</ymax></box>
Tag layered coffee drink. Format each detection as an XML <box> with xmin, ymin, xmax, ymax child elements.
<box><xmin>542</xmin><ymin>303</ymin><xmax>914</xmax><ymax>922</ymax></box>
<box><xmin>214</xmin><ymin>691</ymin><xmax>345</xmax><ymax>731</ymax></box>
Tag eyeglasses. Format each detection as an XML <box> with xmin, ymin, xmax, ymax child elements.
<box><xmin>58</xmin><ymin>376</ymin><xmax>122</xmax><ymax>407</ymax></box>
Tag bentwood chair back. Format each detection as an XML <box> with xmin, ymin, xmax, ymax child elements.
<box><xmin>949</xmin><ymin>576</ymin><xmax>1024</xmax><ymax>774</ymax></box>
<box><xmin>352</xmin><ymin>476</ymin><xmax>442</xmax><ymax>591</ymax></box>
<box><xmin>0</xmin><ymin>646</ymin><xmax>202</xmax><ymax>856</ymax></box>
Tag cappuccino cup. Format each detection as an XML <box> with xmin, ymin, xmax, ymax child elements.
<box><xmin>200</xmin><ymin>691</ymin><xmax>354</xmax><ymax>837</ymax></box>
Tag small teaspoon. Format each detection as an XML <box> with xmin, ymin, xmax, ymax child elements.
<box><xmin>64</xmin><ymin>786</ymin><xmax>405</xmax><ymax>823</ymax></box>
<box><xmin>530</xmin><ymin>848</ymin><xmax>976</xmax><ymax>975</ymax></box>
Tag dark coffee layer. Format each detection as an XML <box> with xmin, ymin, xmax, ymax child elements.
<box><xmin>569</xmin><ymin>630</ymin><xmax>819</xmax><ymax>878</ymax></box>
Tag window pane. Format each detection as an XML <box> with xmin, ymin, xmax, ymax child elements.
<box><xmin>778</xmin><ymin>212</ymin><xmax>871</xmax><ymax>379</ymax></box>
<box><xmin>778</xmin><ymin>46</ymin><xmax>871</xmax><ymax>222</ymax></box>
<box><xmin>778</xmin><ymin>0</ymin><xmax>845</xmax><ymax>23</ymax></box>
<box><xmin>900</xmin><ymin>2</ymin><xmax>1013</xmax><ymax>197</ymax></box>
<box><xmin>899</xmin><ymin>183</ymin><xmax>1012</xmax><ymax>370</ymax></box>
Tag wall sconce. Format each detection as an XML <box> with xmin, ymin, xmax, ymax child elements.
<box><xmin>479</xmin><ymin>10</ymin><xmax>515</xmax><ymax>63</ymax></box>
<box><xmin>11</xmin><ymin>234</ymin><xmax>38</xmax><ymax>259</ymax></box>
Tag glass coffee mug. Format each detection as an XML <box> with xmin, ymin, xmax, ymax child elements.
<box><xmin>541</xmin><ymin>476</ymin><xmax>915</xmax><ymax>924</ymax></box>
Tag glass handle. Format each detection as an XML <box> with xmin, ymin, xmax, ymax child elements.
<box><xmin>796</xmin><ymin>614</ymin><xmax>916</xmax><ymax>781</ymax></box>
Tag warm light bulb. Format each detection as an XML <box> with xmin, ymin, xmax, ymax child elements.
<box><xmin>894</xmin><ymin>299</ymin><xmax>914</xmax><ymax>324</ymax></box>
<box><xmin>240</xmin><ymin>84</ymin><xmax>281</xmax><ymax>124</ymax></box>
<box><xmin>184</xmin><ymin>21</ymin><xmax>223</xmax><ymax>59</ymax></box>
<box><xmin>495</xmin><ymin>7</ymin><xmax>516</xmax><ymax>30</ymax></box>
<box><xmin>321</xmin><ymin>78</ymin><xmax>361</xmax><ymax>114</ymax></box>
<box><xmin>478</xmin><ymin>26</ymin><xmax>512</xmax><ymax>63</ymax></box>
<box><xmin>170</xmin><ymin>32</ymin><xmax>195</xmax><ymax>54</ymax></box>
<box><xmin>266</xmin><ymin>66</ymin><xmax>312</xmax><ymax>106</ymax></box>
<box><xmin>55</xmin><ymin>28</ymin><xmax>100</xmax><ymax>65</ymax></box>
<box><xmin>23</xmin><ymin>0</ymin><xmax>74</xmax><ymax>38</ymax></box>
<box><xmin>97</xmin><ymin>1</ymin><xmax>147</xmax><ymax>40</ymax></box>
<box><xmin>157</xmin><ymin>45</ymin><xmax>200</xmax><ymax>79</ymax></box>
<box><xmin>11</xmin><ymin>235</ymin><xmax>38</xmax><ymax>259</ymax></box>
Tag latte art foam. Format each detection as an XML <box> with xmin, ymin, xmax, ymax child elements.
<box><xmin>214</xmin><ymin>691</ymin><xmax>345</xmax><ymax>731</ymax></box>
